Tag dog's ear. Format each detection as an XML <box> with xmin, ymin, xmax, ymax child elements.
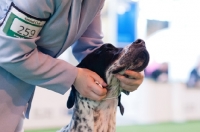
<box><xmin>67</xmin><ymin>86</ymin><xmax>76</xmax><ymax>109</ymax></box>
<box><xmin>118</xmin><ymin>94</ymin><xmax>124</xmax><ymax>115</ymax></box>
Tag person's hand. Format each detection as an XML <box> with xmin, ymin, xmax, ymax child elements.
<box><xmin>73</xmin><ymin>68</ymin><xmax>107</xmax><ymax>101</ymax></box>
<box><xmin>115</xmin><ymin>70</ymin><xmax>144</xmax><ymax>92</ymax></box>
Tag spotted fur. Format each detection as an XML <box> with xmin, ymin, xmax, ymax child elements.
<box><xmin>58</xmin><ymin>39</ymin><xmax>149</xmax><ymax>132</ymax></box>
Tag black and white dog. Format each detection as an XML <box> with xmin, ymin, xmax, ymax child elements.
<box><xmin>58</xmin><ymin>39</ymin><xmax>150</xmax><ymax>132</ymax></box>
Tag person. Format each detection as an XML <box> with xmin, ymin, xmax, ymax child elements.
<box><xmin>0</xmin><ymin>1</ymin><xmax>144</xmax><ymax>132</ymax></box>
<box><xmin>151</xmin><ymin>62</ymin><xmax>168</xmax><ymax>83</ymax></box>
<box><xmin>187</xmin><ymin>60</ymin><xmax>200</xmax><ymax>88</ymax></box>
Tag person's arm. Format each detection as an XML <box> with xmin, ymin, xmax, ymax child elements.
<box><xmin>70</xmin><ymin>2</ymin><xmax>108</xmax><ymax>100</ymax></box>
<box><xmin>0</xmin><ymin>1</ymin><xmax>77</xmax><ymax>94</ymax></box>
<box><xmin>71</xmin><ymin>3</ymin><xmax>104</xmax><ymax>62</ymax></box>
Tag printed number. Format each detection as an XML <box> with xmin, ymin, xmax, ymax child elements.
<box><xmin>17</xmin><ymin>26</ymin><xmax>24</xmax><ymax>35</ymax></box>
<box><xmin>17</xmin><ymin>25</ymin><xmax>36</xmax><ymax>38</ymax></box>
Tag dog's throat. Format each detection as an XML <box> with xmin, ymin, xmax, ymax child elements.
<box><xmin>65</xmin><ymin>95</ymin><xmax>118</xmax><ymax>132</ymax></box>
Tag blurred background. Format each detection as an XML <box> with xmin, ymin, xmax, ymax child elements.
<box><xmin>25</xmin><ymin>0</ymin><xmax>200</xmax><ymax>131</ymax></box>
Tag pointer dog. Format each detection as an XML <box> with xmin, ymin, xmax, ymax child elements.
<box><xmin>58</xmin><ymin>39</ymin><xmax>150</xmax><ymax>132</ymax></box>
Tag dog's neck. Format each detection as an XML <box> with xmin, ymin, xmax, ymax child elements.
<box><xmin>66</xmin><ymin>95</ymin><xmax>118</xmax><ymax>132</ymax></box>
<box><xmin>64</xmin><ymin>74</ymin><xmax>120</xmax><ymax>132</ymax></box>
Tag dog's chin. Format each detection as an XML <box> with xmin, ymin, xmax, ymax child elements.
<box><xmin>128</xmin><ymin>50</ymin><xmax>149</xmax><ymax>72</ymax></box>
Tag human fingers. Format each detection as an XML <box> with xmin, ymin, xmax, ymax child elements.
<box><xmin>116</xmin><ymin>70</ymin><xmax>144</xmax><ymax>85</ymax></box>
<box><xmin>119</xmin><ymin>79</ymin><xmax>139</xmax><ymax>92</ymax></box>
<box><xmin>74</xmin><ymin>68</ymin><xmax>107</xmax><ymax>100</ymax></box>
<box><xmin>90</xmin><ymin>71</ymin><xmax>107</xmax><ymax>87</ymax></box>
<box><xmin>124</xmin><ymin>70</ymin><xmax>144</xmax><ymax>80</ymax></box>
<box><xmin>89</xmin><ymin>79</ymin><xmax>107</xmax><ymax>96</ymax></box>
<box><xmin>79</xmin><ymin>78</ymin><xmax>107</xmax><ymax>100</ymax></box>
<box><xmin>115</xmin><ymin>71</ymin><xmax>144</xmax><ymax>92</ymax></box>
<box><xmin>115</xmin><ymin>75</ymin><xmax>138</xmax><ymax>91</ymax></box>
<box><xmin>88</xmin><ymin>89</ymin><xmax>107</xmax><ymax>101</ymax></box>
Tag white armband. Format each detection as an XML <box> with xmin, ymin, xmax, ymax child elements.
<box><xmin>0</xmin><ymin>2</ymin><xmax>48</xmax><ymax>39</ymax></box>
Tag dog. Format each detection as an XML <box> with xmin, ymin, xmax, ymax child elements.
<box><xmin>57</xmin><ymin>39</ymin><xmax>150</xmax><ymax>132</ymax></box>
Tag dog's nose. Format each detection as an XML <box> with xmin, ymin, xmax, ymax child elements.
<box><xmin>130</xmin><ymin>39</ymin><xmax>145</xmax><ymax>49</ymax></box>
<box><xmin>134</xmin><ymin>39</ymin><xmax>145</xmax><ymax>46</ymax></box>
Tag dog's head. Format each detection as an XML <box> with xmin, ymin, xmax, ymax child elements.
<box><xmin>67</xmin><ymin>39</ymin><xmax>150</xmax><ymax>112</ymax></box>
<box><xmin>110</xmin><ymin>39</ymin><xmax>149</xmax><ymax>74</ymax></box>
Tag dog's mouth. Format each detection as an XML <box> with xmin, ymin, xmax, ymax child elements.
<box><xmin>127</xmin><ymin>40</ymin><xmax>149</xmax><ymax>68</ymax></box>
<box><xmin>129</xmin><ymin>50</ymin><xmax>149</xmax><ymax>72</ymax></box>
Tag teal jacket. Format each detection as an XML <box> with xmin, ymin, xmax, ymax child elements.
<box><xmin>0</xmin><ymin>0</ymin><xmax>105</xmax><ymax>131</ymax></box>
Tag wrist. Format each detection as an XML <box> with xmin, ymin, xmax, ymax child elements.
<box><xmin>73</xmin><ymin>67</ymin><xmax>81</xmax><ymax>86</ymax></box>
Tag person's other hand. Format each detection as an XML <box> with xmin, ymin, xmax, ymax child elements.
<box><xmin>115</xmin><ymin>70</ymin><xmax>144</xmax><ymax>92</ymax></box>
<box><xmin>73</xmin><ymin>68</ymin><xmax>107</xmax><ymax>101</ymax></box>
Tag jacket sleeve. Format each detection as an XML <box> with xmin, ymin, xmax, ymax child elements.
<box><xmin>71</xmin><ymin>2</ymin><xmax>105</xmax><ymax>62</ymax></box>
<box><xmin>0</xmin><ymin>0</ymin><xmax>78</xmax><ymax>94</ymax></box>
